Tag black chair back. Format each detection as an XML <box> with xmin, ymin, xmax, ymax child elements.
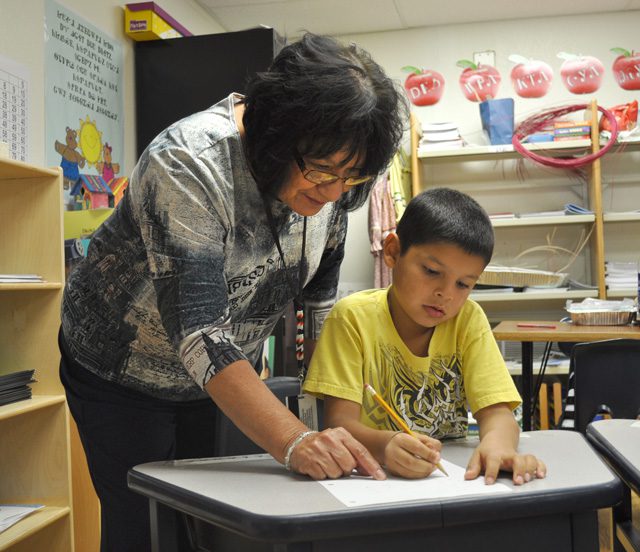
<box><xmin>572</xmin><ymin>338</ymin><xmax>640</xmax><ymax>433</ymax></box>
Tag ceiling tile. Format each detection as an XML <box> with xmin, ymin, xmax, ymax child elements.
<box><xmin>194</xmin><ymin>0</ymin><xmax>640</xmax><ymax>36</ymax></box>
<box><xmin>198</xmin><ymin>0</ymin><xmax>405</xmax><ymax>35</ymax></box>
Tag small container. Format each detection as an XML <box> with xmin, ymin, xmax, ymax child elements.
<box><xmin>566</xmin><ymin>298</ymin><xmax>636</xmax><ymax>326</ymax></box>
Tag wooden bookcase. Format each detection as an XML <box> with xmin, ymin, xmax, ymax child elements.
<box><xmin>409</xmin><ymin>106</ymin><xmax>640</xmax><ymax>322</ymax></box>
<box><xmin>0</xmin><ymin>157</ymin><xmax>73</xmax><ymax>551</ymax></box>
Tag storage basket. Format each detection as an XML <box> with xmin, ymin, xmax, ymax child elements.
<box><xmin>478</xmin><ymin>266</ymin><xmax>568</xmax><ymax>288</ymax></box>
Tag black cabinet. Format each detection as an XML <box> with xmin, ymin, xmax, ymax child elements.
<box><xmin>134</xmin><ymin>27</ymin><xmax>285</xmax><ymax>156</ymax></box>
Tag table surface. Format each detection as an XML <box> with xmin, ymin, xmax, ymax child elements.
<box><xmin>493</xmin><ymin>320</ymin><xmax>640</xmax><ymax>343</ymax></box>
<box><xmin>129</xmin><ymin>430</ymin><xmax>622</xmax><ymax>543</ymax></box>
<box><xmin>587</xmin><ymin>419</ymin><xmax>640</xmax><ymax>495</ymax></box>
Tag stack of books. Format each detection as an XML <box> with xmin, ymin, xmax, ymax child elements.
<box><xmin>0</xmin><ymin>370</ymin><xmax>35</xmax><ymax>407</ymax></box>
<box><xmin>418</xmin><ymin>122</ymin><xmax>465</xmax><ymax>153</ymax></box>
<box><xmin>553</xmin><ymin>120</ymin><xmax>592</xmax><ymax>142</ymax></box>
<box><xmin>605</xmin><ymin>261</ymin><xmax>638</xmax><ymax>292</ymax></box>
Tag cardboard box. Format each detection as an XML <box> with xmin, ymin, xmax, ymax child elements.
<box><xmin>125</xmin><ymin>2</ymin><xmax>192</xmax><ymax>41</ymax></box>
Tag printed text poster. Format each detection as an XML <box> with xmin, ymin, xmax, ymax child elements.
<box><xmin>45</xmin><ymin>0</ymin><xmax>123</xmax><ymax>209</ymax></box>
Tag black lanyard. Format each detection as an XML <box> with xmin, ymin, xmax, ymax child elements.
<box><xmin>262</xmin><ymin>197</ymin><xmax>307</xmax><ymax>381</ymax></box>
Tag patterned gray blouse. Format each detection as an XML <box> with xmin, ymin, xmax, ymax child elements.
<box><xmin>61</xmin><ymin>94</ymin><xmax>347</xmax><ymax>401</ymax></box>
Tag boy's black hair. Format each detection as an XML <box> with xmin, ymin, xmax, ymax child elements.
<box><xmin>396</xmin><ymin>188</ymin><xmax>494</xmax><ymax>265</ymax></box>
<box><xmin>242</xmin><ymin>33</ymin><xmax>408</xmax><ymax>211</ymax></box>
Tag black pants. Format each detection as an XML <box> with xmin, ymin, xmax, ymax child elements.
<box><xmin>59</xmin><ymin>332</ymin><xmax>218</xmax><ymax>552</ymax></box>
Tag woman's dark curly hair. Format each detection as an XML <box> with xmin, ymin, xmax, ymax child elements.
<box><xmin>242</xmin><ymin>33</ymin><xmax>408</xmax><ymax>211</ymax></box>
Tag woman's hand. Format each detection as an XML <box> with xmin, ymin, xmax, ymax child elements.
<box><xmin>288</xmin><ymin>427</ymin><xmax>387</xmax><ymax>480</ymax></box>
<box><xmin>383</xmin><ymin>431</ymin><xmax>442</xmax><ymax>479</ymax></box>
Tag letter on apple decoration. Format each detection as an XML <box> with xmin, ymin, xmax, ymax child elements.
<box><xmin>557</xmin><ymin>52</ymin><xmax>605</xmax><ymax>95</ymax></box>
<box><xmin>508</xmin><ymin>54</ymin><xmax>553</xmax><ymax>98</ymax></box>
<box><xmin>401</xmin><ymin>66</ymin><xmax>445</xmax><ymax>106</ymax></box>
<box><xmin>611</xmin><ymin>48</ymin><xmax>640</xmax><ymax>91</ymax></box>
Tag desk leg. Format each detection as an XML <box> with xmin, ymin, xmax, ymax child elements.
<box><xmin>521</xmin><ymin>341</ymin><xmax>533</xmax><ymax>432</ymax></box>
<box><xmin>149</xmin><ymin>499</ymin><xmax>179</xmax><ymax>552</ymax></box>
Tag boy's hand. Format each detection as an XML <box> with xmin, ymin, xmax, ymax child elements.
<box><xmin>464</xmin><ymin>437</ymin><xmax>547</xmax><ymax>485</ymax></box>
<box><xmin>383</xmin><ymin>432</ymin><xmax>442</xmax><ymax>479</ymax></box>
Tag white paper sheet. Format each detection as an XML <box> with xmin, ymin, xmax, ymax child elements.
<box><xmin>0</xmin><ymin>504</ymin><xmax>44</xmax><ymax>533</ymax></box>
<box><xmin>319</xmin><ymin>460</ymin><xmax>511</xmax><ymax>507</ymax></box>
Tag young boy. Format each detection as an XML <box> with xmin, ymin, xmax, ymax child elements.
<box><xmin>303</xmin><ymin>188</ymin><xmax>546</xmax><ymax>483</ymax></box>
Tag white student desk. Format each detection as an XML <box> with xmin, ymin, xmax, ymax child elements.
<box><xmin>587</xmin><ymin>419</ymin><xmax>640</xmax><ymax>552</ymax></box>
<box><xmin>128</xmin><ymin>430</ymin><xmax>622</xmax><ymax>552</ymax></box>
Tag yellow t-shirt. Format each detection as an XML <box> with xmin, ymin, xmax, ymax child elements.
<box><xmin>303</xmin><ymin>288</ymin><xmax>521</xmax><ymax>439</ymax></box>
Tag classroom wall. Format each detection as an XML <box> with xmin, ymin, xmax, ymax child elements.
<box><xmin>0</xmin><ymin>0</ymin><xmax>224</xmax><ymax>171</ymax></box>
<box><xmin>337</xmin><ymin>11</ymin><xmax>640</xmax><ymax>294</ymax></box>
<box><xmin>2</xmin><ymin>4</ymin><xmax>638</xmax><ymax>301</ymax></box>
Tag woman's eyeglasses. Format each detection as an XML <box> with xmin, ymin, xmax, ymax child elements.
<box><xmin>294</xmin><ymin>152</ymin><xmax>373</xmax><ymax>187</ymax></box>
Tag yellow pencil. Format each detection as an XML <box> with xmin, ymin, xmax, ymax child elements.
<box><xmin>364</xmin><ymin>383</ymin><xmax>448</xmax><ymax>476</ymax></box>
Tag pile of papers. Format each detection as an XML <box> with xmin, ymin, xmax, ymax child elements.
<box><xmin>0</xmin><ymin>370</ymin><xmax>35</xmax><ymax>407</ymax></box>
<box><xmin>0</xmin><ymin>504</ymin><xmax>44</xmax><ymax>534</ymax></box>
<box><xmin>605</xmin><ymin>261</ymin><xmax>638</xmax><ymax>291</ymax></box>
<box><xmin>418</xmin><ymin>122</ymin><xmax>465</xmax><ymax>153</ymax></box>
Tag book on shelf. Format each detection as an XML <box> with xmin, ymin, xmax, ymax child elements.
<box><xmin>419</xmin><ymin>121</ymin><xmax>465</xmax><ymax>152</ymax></box>
<box><xmin>554</xmin><ymin>126</ymin><xmax>591</xmax><ymax>136</ymax></box>
<box><xmin>524</xmin><ymin>133</ymin><xmax>554</xmax><ymax>143</ymax></box>
<box><xmin>489</xmin><ymin>212</ymin><xmax>517</xmax><ymax>220</ymax></box>
<box><xmin>422</xmin><ymin>121</ymin><xmax>458</xmax><ymax>132</ymax></box>
<box><xmin>0</xmin><ymin>370</ymin><xmax>35</xmax><ymax>407</ymax></box>
<box><xmin>564</xmin><ymin>203</ymin><xmax>593</xmax><ymax>215</ymax></box>
<box><xmin>553</xmin><ymin>135</ymin><xmax>591</xmax><ymax>142</ymax></box>
<box><xmin>554</xmin><ymin>120</ymin><xmax>590</xmax><ymax>129</ymax></box>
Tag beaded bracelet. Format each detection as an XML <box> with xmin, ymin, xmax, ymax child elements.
<box><xmin>284</xmin><ymin>430</ymin><xmax>317</xmax><ymax>471</ymax></box>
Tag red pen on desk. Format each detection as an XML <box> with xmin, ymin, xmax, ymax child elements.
<box><xmin>516</xmin><ymin>323</ymin><xmax>557</xmax><ymax>329</ymax></box>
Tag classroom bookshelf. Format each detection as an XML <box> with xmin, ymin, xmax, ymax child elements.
<box><xmin>0</xmin><ymin>157</ymin><xmax>73</xmax><ymax>551</ymax></box>
<box><xmin>409</xmin><ymin>103</ymin><xmax>640</xmax><ymax>322</ymax></box>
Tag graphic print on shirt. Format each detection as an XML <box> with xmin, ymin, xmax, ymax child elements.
<box><xmin>61</xmin><ymin>94</ymin><xmax>345</xmax><ymax>401</ymax></box>
<box><xmin>365</xmin><ymin>344</ymin><xmax>469</xmax><ymax>439</ymax></box>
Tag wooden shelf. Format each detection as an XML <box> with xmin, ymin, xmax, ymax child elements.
<box><xmin>471</xmin><ymin>289</ymin><xmax>597</xmax><ymax>303</ymax></box>
<box><xmin>0</xmin><ymin>157</ymin><xmax>60</xmax><ymax>180</ymax></box>
<box><xmin>603</xmin><ymin>212</ymin><xmax>640</xmax><ymax>223</ymax></box>
<box><xmin>0</xmin><ymin>395</ymin><xmax>66</xmax><ymax>422</ymax></box>
<box><xmin>417</xmin><ymin>136</ymin><xmax>640</xmax><ymax>162</ymax></box>
<box><xmin>606</xmin><ymin>288</ymin><xmax>637</xmax><ymax>299</ymax></box>
<box><xmin>418</xmin><ymin>138</ymin><xmax>592</xmax><ymax>161</ymax></box>
<box><xmin>0</xmin><ymin>282</ymin><xmax>63</xmax><ymax>292</ymax></box>
<box><xmin>492</xmin><ymin>214</ymin><xmax>595</xmax><ymax>228</ymax></box>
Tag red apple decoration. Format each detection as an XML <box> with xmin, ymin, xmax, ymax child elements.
<box><xmin>456</xmin><ymin>60</ymin><xmax>501</xmax><ymax>102</ymax></box>
<box><xmin>401</xmin><ymin>66</ymin><xmax>445</xmax><ymax>106</ymax></box>
<box><xmin>508</xmin><ymin>54</ymin><xmax>553</xmax><ymax>98</ymax></box>
<box><xmin>557</xmin><ymin>52</ymin><xmax>605</xmax><ymax>94</ymax></box>
<box><xmin>611</xmin><ymin>47</ymin><xmax>640</xmax><ymax>91</ymax></box>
